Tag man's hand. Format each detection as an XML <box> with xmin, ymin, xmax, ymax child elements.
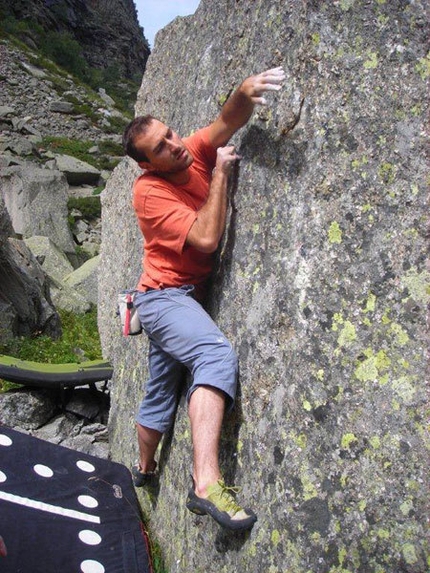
<box><xmin>208</xmin><ymin>67</ymin><xmax>285</xmax><ymax>148</ymax></box>
<box><xmin>240</xmin><ymin>67</ymin><xmax>286</xmax><ymax>106</ymax></box>
<box><xmin>215</xmin><ymin>145</ymin><xmax>241</xmax><ymax>175</ymax></box>
<box><xmin>186</xmin><ymin>146</ymin><xmax>237</xmax><ymax>253</ymax></box>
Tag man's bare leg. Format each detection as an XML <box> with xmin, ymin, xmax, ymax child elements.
<box><xmin>186</xmin><ymin>385</ymin><xmax>257</xmax><ymax>529</ymax></box>
<box><xmin>188</xmin><ymin>385</ymin><xmax>225</xmax><ymax>497</ymax></box>
<box><xmin>136</xmin><ymin>423</ymin><xmax>162</xmax><ymax>473</ymax></box>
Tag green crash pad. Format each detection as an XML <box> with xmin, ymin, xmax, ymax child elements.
<box><xmin>0</xmin><ymin>355</ymin><xmax>113</xmax><ymax>389</ymax></box>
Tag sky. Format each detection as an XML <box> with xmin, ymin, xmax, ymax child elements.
<box><xmin>134</xmin><ymin>0</ymin><xmax>201</xmax><ymax>48</ymax></box>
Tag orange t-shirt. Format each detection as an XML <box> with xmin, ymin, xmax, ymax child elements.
<box><xmin>132</xmin><ymin>127</ymin><xmax>217</xmax><ymax>298</ymax></box>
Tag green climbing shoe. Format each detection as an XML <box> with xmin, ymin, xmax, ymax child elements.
<box><xmin>186</xmin><ymin>479</ymin><xmax>257</xmax><ymax>531</ymax></box>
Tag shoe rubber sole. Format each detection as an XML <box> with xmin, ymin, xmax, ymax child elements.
<box><xmin>186</xmin><ymin>488</ymin><xmax>257</xmax><ymax>531</ymax></box>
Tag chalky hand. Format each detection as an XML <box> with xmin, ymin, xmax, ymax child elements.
<box><xmin>241</xmin><ymin>67</ymin><xmax>286</xmax><ymax>106</ymax></box>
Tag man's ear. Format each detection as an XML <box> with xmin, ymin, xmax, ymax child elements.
<box><xmin>138</xmin><ymin>160</ymin><xmax>153</xmax><ymax>170</ymax></box>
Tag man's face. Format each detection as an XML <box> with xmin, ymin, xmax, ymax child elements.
<box><xmin>135</xmin><ymin>119</ymin><xmax>193</xmax><ymax>173</ymax></box>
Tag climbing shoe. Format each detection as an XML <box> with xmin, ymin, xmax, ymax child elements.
<box><xmin>186</xmin><ymin>479</ymin><xmax>257</xmax><ymax>531</ymax></box>
<box><xmin>131</xmin><ymin>461</ymin><xmax>159</xmax><ymax>487</ymax></box>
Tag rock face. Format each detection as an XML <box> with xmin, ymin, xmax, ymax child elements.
<box><xmin>99</xmin><ymin>1</ymin><xmax>428</xmax><ymax>572</ymax></box>
<box><xmin>23</xmin><ymin>236</ymin><xmax>92</xmax><ymax>314</ymax></box>
<box><xmin>0</xmin><ymin>386</ymin><xmax>110</xmax><ymax>458</ymax></box>
<box><xmin>1</xmin><ymin>0</ymin><xmax>149</xmax><ymax>79</ymax></box>
<box><xmin>0</xmin><ymin>165</ymin><xmax>76</xmax><ymax>258</ymax></box>
<box><xmin>0</xmin><ymin>204</ymin><xmax>61</xmax><ymax>343</ymax></box>
<box><xmin>49</xmin><ymin>154</ymin><xmax>101</xmax><ymax>186</ymax></box>
<box><xmin>64</xmin><ymin>254</ymin><xmax>101</xmax><ymax>305</ymax></box>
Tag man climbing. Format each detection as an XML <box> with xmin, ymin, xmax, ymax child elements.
<box><xmin>123</xmin><ymin>67</ymin><xmax>285</xmax><ymax>531</ymax></box>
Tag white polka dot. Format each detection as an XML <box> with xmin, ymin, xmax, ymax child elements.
<box><xmin>0</xmin><ymin>435</ymin><xmax>12</xmax><ymax>446</ymax></box>
<box><xmin>34</xmin><ymin>464</ymin><xmax>54</xmax><ymax>478</ymax></box>
<box><xmin>0</xmin><ymin>471</ymin><xmax>7</xmax><ymax>483</ymax></box>
<box><xmin>80</xmin><ymin>560</ymin><xmax>105</xmax><ymax>573</ymax></box>
<box><xmin>79</xmin><ymin>530</ymin><xmax>102</xmax><ymax>546</ymax></box>
<box><xmin>78</xmin><ymin>495</ymin><xmax>98</xmax><ymax>509</ymax></box>
<box><xmin>76</xmin><ymin>460</ymin><xmax>95</xmax><ymax>473</ymax></box>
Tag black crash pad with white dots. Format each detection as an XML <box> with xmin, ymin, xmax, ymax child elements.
<box><xmin>0</xmin><ymin>427</ymin><xmax>152</xmax><ymax>573</ymax></box>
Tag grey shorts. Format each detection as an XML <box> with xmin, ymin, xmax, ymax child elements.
<box><xmin>133</xmin><ymin>285</ymin><xmax>238</xmax><ymax>433</ymax></box>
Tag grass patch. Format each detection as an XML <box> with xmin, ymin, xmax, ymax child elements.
<box><xmin>0</xmin><ymin>306</ymin><xmax>102</xmax><ymax>391</ymax></box>
<box><xmin>0</xmin><ymin>306</ymin><xmax>102</xmax><ymax>380</ymax></box>
<box><xmin>42</xmin><ymin>136</ymin><xmax>94</xmax><ymax>161</ymax></box>
<box><xmin>151</xmin><ymin>551</ymin><xmax>169</xmax><ymax>573</ymax></box>
<box><xmin>146</xmin><ymin>533</ymin><xmax>169</xmax><ymax>573</ymax></box>
<box><xmin>41</xmin><ymin>136</ymin><xmax>123</xmax><ymax>170</ymax></box>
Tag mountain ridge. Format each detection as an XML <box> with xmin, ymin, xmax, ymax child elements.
<box><xmin>0</xmin><ymin>0</ymin><xmax>149</xmax><ymax>80</ymax></box>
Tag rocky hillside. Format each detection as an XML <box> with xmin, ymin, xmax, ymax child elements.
<box><xmin>0</xmin><ymin>0</ymin><xmax>149</xmax><ymax>80</ymax></box>
<box><xmin>0</xmin><ymin>34</ymin><xmax>129</xmax><ymax>459</ymax></box>
<box><xmin>0</xmin><ymin>40</ymin><xmax>125</xmax><ymax>140</ymax></box>
<box><xmin>99</xmin><ymin>1</ymin><xmax>429</xmax><ymax>572</ymax></box>
<box><xmin>0</xmin><ymin>36</ymin><xmax>129</xmax><ymax>341</ymax></box>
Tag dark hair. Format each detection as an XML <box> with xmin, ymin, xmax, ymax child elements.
<box><xmin>122</xmin><ymin>115</ymin><xmax>155</xmax><ymax>162</ymax></box>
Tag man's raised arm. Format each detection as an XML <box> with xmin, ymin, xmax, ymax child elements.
<box><xmin>208</xmin><ymin>67</ymin><xmax>285</xmax><ymax>149</ymax></box>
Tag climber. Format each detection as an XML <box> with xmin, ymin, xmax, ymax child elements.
<box><xmin>122</xmin><ymin>67</ymin><xmax>285</xmax><ymax>531</ymax></box>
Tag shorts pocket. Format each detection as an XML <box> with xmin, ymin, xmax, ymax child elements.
<box><xmin>134</xmin><ymin>292</ymin><xmax>160</xmax><ymax>335</ymax></box>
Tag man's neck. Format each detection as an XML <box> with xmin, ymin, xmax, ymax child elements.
<box><xmin>157</xmin><ymin>169</ymin><xmax>191</xmax><ymax>186</ymax></box>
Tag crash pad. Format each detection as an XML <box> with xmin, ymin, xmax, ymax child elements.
<box><xmin>0</xmin><ymin>427</ymin><xmax>152</xmax><ymax>573</ymax></box>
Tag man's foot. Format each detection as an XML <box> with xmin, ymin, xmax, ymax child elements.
<box><xmin>186</xmin><ymin>479</ymin><xmax>257</xmax><ymax>531</ymax></box>
<box><xmin>131</xmin><ymin>461</ymin><xmax>159</xmax><ymax>487</ymax></box>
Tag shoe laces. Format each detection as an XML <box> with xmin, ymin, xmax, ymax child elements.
<box><xmin>209</xmin><ymin>480</ymin><xmax>242</xmax><ymax>514</ymax></box>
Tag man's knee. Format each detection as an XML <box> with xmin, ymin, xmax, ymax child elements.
<box><xmin>189</xmin><ymin>344</ymin><xmax>238</xmax><ymax>407</ymax></box>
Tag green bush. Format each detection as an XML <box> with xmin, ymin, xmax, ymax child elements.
<box><xmin>99</xmin><ymin>140</ymin><xmax>124</xmax><ymax>156</ymax></box>
<box><xmin>75</xmin><ymin>246</ymin><xmax>93</xmax><ymax>263</ymax></box>
<box><xmin>41</xmin><ymin>30</ymin><xmax>87</xmax><ymax>79</ymax></box>
<box><xmin>104</xmin><ymin>114</ymin><xmax>130</xmax><ymax>134</ymax></box>
<box><xmin>0</xmin><ymin>13</ymin><xmax>43</xmax><ymax>40</ymax></box>
<box><xmin>68</xmin><ymin>196</ymin><xmax>101</xmax><ymax>220</ymax></box>
<box><xmin>98</xmin><ymin>156</ymin><xmax>121</xmax><ymax>170</ymax></box>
